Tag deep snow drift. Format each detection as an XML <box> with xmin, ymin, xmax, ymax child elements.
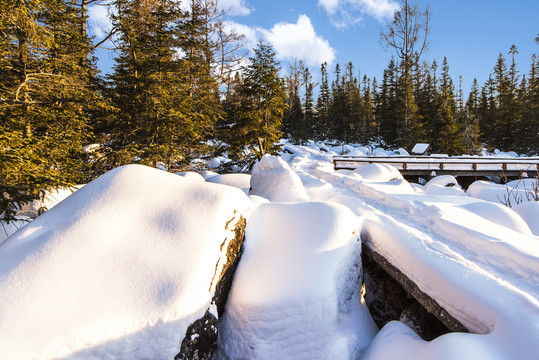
<box><xmin>1</xmin><ymin>142</ymin><xmax>538</xmax><ymax>360</ymax></box>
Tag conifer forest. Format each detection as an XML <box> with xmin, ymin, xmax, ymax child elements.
<box><xmin>1</xmin><ymin>0</ymin><xmax>538</xmax><ymax>220</ymax></box>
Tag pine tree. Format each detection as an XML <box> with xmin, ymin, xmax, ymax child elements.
<box><xmin>478</xmin><ymin>75</ymin><xmax>496</xmax><ymax>147</ymax></box>
<box><xmin>361</xmin><ymin>75</ymin><xmax>376</xmax><ymax>143</ymax></box>
<box><xmin>430</xmin><ymin>57</ymin><xmax>464</xmax><ymax>155</ymax></box>
<box><xmin>381</xmin><ymin>0</ymin><xmax>430</xmax><ymax>148</ymax></box>
<box><xmin>417</xmin><ymin>60</ymin><xmax>438</xmax><ymax>145</ymax></box>
<box><xmin>228</xmin><ymin>40</ymin><xmax>287</xmax><ymax>160</ymax></box>
<box><xmin>463</xmin><ymin>78</ymin><xmax>481</xmax><ymax>154</ymax></box>
<box><xmin>283</xmin><ymin>60</ymin><xmax>305</xmax><ymax>142</ymax></box>
<box><xmin>315</xmin><ymin>62</ymin><xmax>330</xmax><ymax>139</ymax></box>
<box><xmin>491</xmin><ymin>52</ymin><xmax>511</xmax><ymax>149</ymax></box>
<box><xmin>377</xmin><ymin>58</ymin><xmax>398</xmax><ymax>147</ymax></box>
<box><xmin>515</xmin><ymin>52</ymin><xmax>539</xmax><ymax>154</ymax></box>
<box><xmin>1</xmin><ymin>0</ymin><xmax>105</xmax><ymax>221</ymax></box>
<box><xmin>302</xmin><ymin>66</ymin><xmax>316</xmax><ymax>140</ymax></box>
<box><xmin>107</xmin><ymin>0</ymin><xmax>216</xmax><ymax>170</ymax></box>
<box><xmin>328</xmin><ymin>63</ymin><xmax>348</xmax><ymax>141</ymax></box>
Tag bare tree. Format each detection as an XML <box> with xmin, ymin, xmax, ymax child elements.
<box><xmin>380</xmin><ymin>0</ymin><xmax>430</xmax><ymax>73</ymax></box>
<box><xmin>380</xmin><ymin>0</ymin><xmax>430</xmax><ymax>128</ymax></box>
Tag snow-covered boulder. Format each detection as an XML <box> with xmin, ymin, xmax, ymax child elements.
<box><xmin>467</xmin><ymin>179</ymin><xmax>537</xmax><ymax>206</ymax></box>
<box><xmin>424</xmin><ymin>175</ymin><xmax>460</xmax><ymax>191</ymax></box>
<box><xmin>215</xmin><ymin>202</ymin><xmax>377</xmax><ymax>359</ymax></box>
<box><xmin>0</xmin><ymin>164</ymin><xmax>251</xmax><ymax>360</ymax></box>
<box><xmin>352</xmin><ymin>163</ymin><xmax>403</xmax><ymax>182</ymax></box>
<box><xmin>197</xmin><ymin>170</ymin><xmax>219</xmax><ymax>180</ymax></box>
<box><xmin>175</xmin><ymin>171</ymin><xmax>205</xmax><ymax>181</ymax></box>
<box><xmin>512</xmin><ymin>201</ymin><xmax>539</xmax><ymax>236</ymax></box>
<box><xmin>250</xmin><ymin>155</ymin><xmax>309</xmax><ymax>202</ymax></box>
<box><xmin>458</xmin><ymin>201</ymin><xmax>532</xmax><ymax>235</ymax></box>
<box><xmin>206</xmin><ymin>173</ymin><xmax>252</xmax><ymax>194</ymax></box>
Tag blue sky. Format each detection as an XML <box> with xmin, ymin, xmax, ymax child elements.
<box><xmin>89</xmin><ymin>0</ymin><xmax>539</xmax><ymax>95</ymax></box>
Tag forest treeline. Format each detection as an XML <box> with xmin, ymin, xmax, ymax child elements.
<box><xmin>1</xmin><ymin>0</ymin><xmax>538</xmax><ymax>221</ymax></box>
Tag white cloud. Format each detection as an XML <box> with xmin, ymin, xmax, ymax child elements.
<box><xmin>259</xmin><ymin>15</ymin><xmax>336</xmax><ymax>68</ymax></box>
<box><xmin>88</xmin><ymin>4</ymin><xmax>112</xmax><ymax>39</ymax></box>
<box><xmin>218</xmin><ymin>0</ymin><xmax>251</xmax><ymax>16</ymax></box>
<box><xmin>318</xmin><ymin>0</ymin><xmax>340</xmax><ymax>15</ymax></box>
<box><xmin>223</xmin><ymin>21</ymin><xmax>258</xmax><ymax>52</ymax></box>
<box><xmin>318</xmin><ymin>0</ymin><xmax>399</xmax><ymax>29</ymax></box>
<box><xmin>360</xmin><ymin>0</ymin><xmax>400</xmax><ymax>20</ymax></box>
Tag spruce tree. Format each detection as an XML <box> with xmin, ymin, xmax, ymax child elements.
<box><xmin>283</xmin><ymin>60</ymin><xmax>305</xmax><ymax>142</ymax></box>
<box><xmin>107</xmin><ymin>0</ymin><xmax>216</xmax><ymax>170</ymax></box>
<box><xmin>302</xmin><ymin>66</ymin><xmax>316</xmax><ymax>141</ymax></box>
<box><xmin>515</xmin><ymin>53</ymin><xmax>539</xmax><ymax>154</ymax></box>
<box><xmin>315</xmin><ymin>62</ymin><xmax>331</xmax><ymax>139</ymax></box>
<box><xmin>377</xmin><ymin>58</ymin><xmax>398</xmax><ymax>147</ymax></box>
<box><xmin>361</xmin><ymin>75</ymin><xmax>375</xmax><ymax>143</ymax></box>
<box><xmin>430</xmin><ymin>57</ymin><xmax>464</xmax><ymax>155</ymax></box>
<box><xmin>1</xmin><ymin>0</ymin><xmax>105</xmax><ymax>221</ymax></box>
<box><xmin>228</xmin><ymin>40</ymin><xmax>287</xmax><ymax>160</ymax></box>
<box><xmin>463</xmin><ymin>79</ymin><xmax>481</xmax><ymax>154</ymax></box>
<box><xmin>491</xmin><ymin>52</ymin><xmax>512</xmax><ymax>149</ymax></box>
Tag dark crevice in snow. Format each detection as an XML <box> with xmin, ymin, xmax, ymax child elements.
<box><xmin>361</xmin><ymin>242</ymin><xmax>469</xmax><ymax>340</ymax></box>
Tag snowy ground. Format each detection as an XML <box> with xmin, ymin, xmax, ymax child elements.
<box><xmin>1</xmin><ymin>142</ymin><xmax>538</xmax><ymax>359</ymax></box>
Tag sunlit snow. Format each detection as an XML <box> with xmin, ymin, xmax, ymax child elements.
<box><xmin>1</xmin><ymin>143</ymin><xmax>538</xmax><ymax>360</ymax></box>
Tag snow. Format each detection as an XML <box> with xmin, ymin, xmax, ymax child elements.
<box><xmin>513</xmin><ymin>201</ymin><xmax>539</xmax><ymax>236</ymax></box>
<box><xmin>467</xmin><ymin>179</ymin><xmax>538</xmax><ymax>206</ymax></box>
<box><xmin>249</xmin><ymin>154</ymin><xmax>309</xmax><ymax>202</ymax></box>
<box><xmin>206</xmin><ymin>173</ymin><xmax>252</xmax><ymax>194</ymax></box>
<box><xmin>352</xmin><ymin>163</ymin><xmax>403</xmax><ymax>182</ymax></box>
<box><xmin>411</xmin><ymin>143</ymin><xmax>430</xmax><ymax>154</ymax></box>
<box><xmin>0</xmin><ymin>164</ymin><xmax>251</xmax><ymax>360</ymax></box>
<box><xmin>1</xmin><ymin>187</ymin><xmax>81</xmax><ymax>243</ymax></box>
<box><xmin>423</xmin><ymin>176</ymin><xmax>465</xmax><ymax>196</ymax></box>
<box><xmin>215</xmin><ymin>201</ymin><xmax>377</xmax><ymax>359</ymax></box>
<box><xmin>174</xmin><ymin>171</ymin><xmax>205</xmax><ymax>181</ymax></box>
<box><xmin>1</xmin><ymin>141</ymin><xmax>538</xmax><ymax>360</ymax></box>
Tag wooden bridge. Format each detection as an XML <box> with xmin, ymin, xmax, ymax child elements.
<box><xmin>333</xmin><ymin>155</ymin><xmax>539</xmax><ymax>178</ymax></box>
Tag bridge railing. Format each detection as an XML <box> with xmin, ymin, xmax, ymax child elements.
<box><xmin>333</xmin><ymin>156</ymin><xmax>539</xmax><ymax>177</ymax></box>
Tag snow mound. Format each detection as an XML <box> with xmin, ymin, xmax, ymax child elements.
<box><xmin>425</xmin><ymin>184</ymin><xmax>466</xmax><ymax>196</ymax></box>
<box><xmin>250</xmin><ymin>155</ymin><xmax>309</xmax><ymax>202</ymax></box>
<box><xmin>458</xmin><ymin>201</ymin><xmax>532</xmax><ymax>235</ymax></box>
<box><xmin>512</xmin><ymin>201</ymin><xmax>539</xmax><ymax>236</ymax></box>
<box><xmin>174</xmin><ymin>171</ymin><xmax>205</xmax><ymax>181</ymax></box>
<box><xmin>197</xmin><ymin>170</ymin><xmax>219</xmax><ymax>179</ymax></box>
<box><xmin>424</xmin><ymin>175</ymin><xmax>460</xmax><ymax>190</ymax></box>
<box><xmin>352</xmin><ymin>163</ymin><xmax>403</xmax><ymax>182</ymax></box>
<box><xmin>206</xmin><ymin>173</ymin><xmax>251</xmax><ymax>194</ymax></box>
<box><xmin>467</xmin><ymin>179</ymin><xmax>538</xmax><ymax>206</ymax></box>
<box><xmin>215</xmin><ymin>202</ymin><xmax>377</xmax><ymax>359</ymax></box>
<box><xmin>0</xmin><ymin>164</ymin><xmax>251</xmax><ymax>360</ymax></box>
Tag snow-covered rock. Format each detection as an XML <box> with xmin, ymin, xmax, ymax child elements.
<box><xmin>206</xmin><ymin>173</ymin><xmax>251</xmax><ymax>194</ymax></box>
<box><xmin>175</xmin><ymin>171</ymin><xmax>205</xmax><ymax>181</ymax></box>
<box><xmin>352</xmin><ymin>163</ymin><xmax>403</xmax><ymax>182</ymax></box>
<box><xmin>0</xmin><ymin>164</ymin><xmax>251</xmax><ymax>360</ymax></box>
<box><xmin>250</xmin><ymin>155</ymin><xmax>309</xmax><ymax>202</ymax></box>
<box><xmin>467</xmin><ymin>179</ymin><xmax>538</xmax><ymax>206</ymax></box>
<box><xmin>424</xmin><ymin>175</ymin><xmax>460</xmax><ymax>191</ymax></box>
<box><xmin>215</xmin><ymin>202</ymin><xmax>377</xmax><ymax>359</ymax></box>
<box><xmin>424</xmin><ymin>184</ymin><xmax>466</xmax><ymax>196</ymax></box>
<box><xmin>512</xmin><ymin>201</ymin><xmax>539</xmax><ymax>236</ymax></box>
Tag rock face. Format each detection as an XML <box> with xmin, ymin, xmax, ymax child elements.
<box><xmin>361</xmin><ymin>243</ymin><xmax>468</xmax><ymax>340</ymax></box>
<box><xmin>176</xmin><ymin>216</ymin><xmax>246</xmax><ymax>360</ymax></box>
